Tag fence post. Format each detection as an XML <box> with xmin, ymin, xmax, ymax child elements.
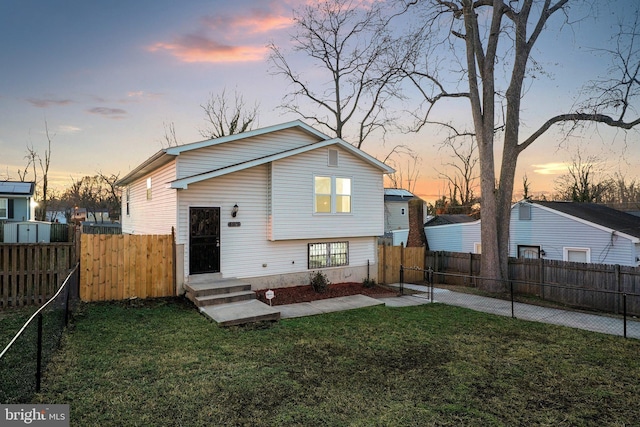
<box><xmin>36</xmin><ymin>313</ymin><xmax>43</xmax><ymax>393</ymax></box>
<box><xmin>428</xmin><ymin>267</ymin><xmax>434</xmax><ymax>302</ymax></box>
<box><xmin>510</xmin><ymin>281</ymin><xmax>515</xmax><ymax>319</ymax></box>
<box><xmin>623</xmin><ymin>293</ymin><xmax>627</xmax><ymax>339</ymax></box>
<box><xmin>399</xmin><ymin>265</ymin><xmax>404</xmax><ymax>296</ymax></box>
<box><xmin>615</xmin><ymin>264</ymin><xmax>621</xmax><ymax>314</ymax></box>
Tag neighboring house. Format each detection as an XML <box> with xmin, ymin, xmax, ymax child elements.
<box><xmin>384</xmin><ymin>188</ymin><xmax>415</xmax><ymax>232</ymax></box>
<box><xmin>117</xmin><ymin>120</ymin><xmax>394</xmax><ymax>290</ymax></box>
<box><xmin>424</xmin><ymin>200</ymin><xmax>640</xmax><ymax>266</ymax></box>
<box><xmin>424</xmin><ymin>214</ymin><xmax>481</xmax><ymax>254</ymax></box>
<box><xmin>0</xmin><ymin>181</ymin><xmax>35</xmax><ymax>222</ymax></box>
<box><xmin>383</xmin><ymin>188</ymin><xmax>428</xmax><ymax>246</ymax></box>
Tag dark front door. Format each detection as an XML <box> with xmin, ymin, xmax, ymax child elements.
<box><xmin>189</xmin><ymin>207</ymin><xmax>221</xmax><ymax>274</ymax></box>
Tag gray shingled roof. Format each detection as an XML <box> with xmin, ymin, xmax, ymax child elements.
<box><xmin>534</xmin><ymin>200</ymin><xmax>640</xmax><ymax>239</ymax></box>
<box><xmin>0</xmin><ymin>181</ymin><xmax>35</xmax><ymax>196</ymax></box>
<box><xmin>425</xmin><ymin>214</ymin><xmax>478</xmax><ymax>226</ymax></box>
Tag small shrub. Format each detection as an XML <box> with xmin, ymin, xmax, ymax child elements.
<box><xmin>362</xmin><ymin>278</ymin><xmax>376</xmax><ymax>289</ymax></box>
<box><xmin>310</xmin><ymin>271</ymin><xmax>330</xmax><ymax>293</ymax></box>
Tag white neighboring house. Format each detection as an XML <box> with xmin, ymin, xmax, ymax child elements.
<box><xmin>383</xmin><ymin>188</ymin><xmax>428</xmax><ymax>246</ymax></box>
<box><xmin>424</xmin><ymin>200</ymin><xmax>640</xmax><ymax>266</ymax></box>
<box><xmin>117</xmin><ymin>120</ymin><xmax>394</xmax><ymax>290</ymax></box>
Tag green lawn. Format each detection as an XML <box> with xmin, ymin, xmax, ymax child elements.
<box><xmin>33</xmin><ymin>298</ymin><xmax>640</xmax><ymax>426</ymax></box>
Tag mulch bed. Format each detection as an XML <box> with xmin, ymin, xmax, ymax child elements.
<box><xmin>255</xmin><ymin>282</ymin><xmax>399</xmax><ymax>306</ymax></box>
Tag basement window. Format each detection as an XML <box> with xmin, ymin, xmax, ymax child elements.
<box><xmin>308</xmin><ymin>242</ymin><xmax>349</xmax><ymax>269</ymax></box>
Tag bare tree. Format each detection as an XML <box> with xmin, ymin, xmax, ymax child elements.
<box><xmin>16</xmin><ymin>121</ymin><xmax>53</xmax><ymax>220</ymax></box>
<box><xmin>97</xmin><ymin>172</ymin><xmax>122</xmax><ymax>221</ymax></box>
<box><xmin>401</xmin><ymin>1</ymin><xmax>640</xmax><ymax>290</ymax></box>
<box><xmin>268</xmin><ymin>0</ymin><xmax>409</xmax><ymax>148</ymax></box>
<box><xmin>199</xmin><ymin>88</ymin><xmax>259</xmax><ymax>139</ymax></box>
<box><xmin>435</xmin><ymin>136</ymin><xmax>479</xmax><ymax>214</ymax></box>
<box><xmin>161</xmin><ymin>121</ymin><xmax>180</xmax><ymax>148</ymax></box>
<box><xmin>554</xmin><ymin>151</ymin><xmax>611</xmax><ymax>202</ymax></box>
<box><xmin>384</xmin><ymin>147</ymin><xmax>421</xmax><ymax>192</ymax></box>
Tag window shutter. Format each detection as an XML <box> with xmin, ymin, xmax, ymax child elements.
<box><xmin>8</xmin><ymin>199</ymin><xmax>14</xmax><ymax>219</ymax></box>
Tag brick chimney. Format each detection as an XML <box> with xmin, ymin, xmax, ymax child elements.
<box><xmin>406</xmin><ymin>197</ymin><xmax>427</xmax><ymax>247</ymax></box>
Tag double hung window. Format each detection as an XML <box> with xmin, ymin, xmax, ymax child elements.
<box><xmin>314</xmin><ymin>176</ymin><xmax>351</xmax><ymax>214</ymax></box>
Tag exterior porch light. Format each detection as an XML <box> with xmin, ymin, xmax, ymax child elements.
<box><xmin>231</xmin><ymin>204</ymin><xmax>239</xmax><ymax>218</ymax></box>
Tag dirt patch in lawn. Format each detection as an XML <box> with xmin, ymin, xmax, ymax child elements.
<box><xmin>255</xmin><ymin>283</ymin><xmax>399</xmax><ymax>306</ymax></box>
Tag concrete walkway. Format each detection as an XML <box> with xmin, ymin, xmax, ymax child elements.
<box><xmin>390</xmin><ymin>283</ymin><xmax>640</xmax><ymax>339</ymax></box>
<box><xmin>205</xmin><ymin>283</ymin><xmax>640</xmax><ymax>339</ymax></box>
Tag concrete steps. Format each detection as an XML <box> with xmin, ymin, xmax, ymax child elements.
<box><xmin>185</xmin><ymin>276</ymin><xmax>280</xmax><ymax>326</ymax></box>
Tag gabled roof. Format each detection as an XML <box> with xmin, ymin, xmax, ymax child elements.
<box><xmin>170</xmin><ymin>138</ymin><xmax>394</xmax><ymax>189</ymax></box>
<box><xmin>384</xmin><ymin>188</ymin><xmax>416</xmax><ymax>202</ymax></box>
<box><xmin>425</xmin><ymin>214</ymin><xmax>479</xmax><ymax>227</ymax></box>
<box><xmin>117</xmin><ymin>120</ymin><xmax>393</xmax><ymax>187</ymax></box>
<box><xmin>530</xmin><ymin>200</ymin><xmax>640</xmax><ymax>241</ymax></box>
<box><xmin>0</xmin><ymin>181</ymin><xmax>35</xmax><ymax>197</ymax></box>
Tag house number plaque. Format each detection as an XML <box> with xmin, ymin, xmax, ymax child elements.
<box><xmin>228</xmin><ymin>222</ymin><xmax>241</xmax><ymax>227</ymax></box>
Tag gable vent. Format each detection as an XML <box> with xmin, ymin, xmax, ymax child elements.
<box><xmin>328</xmin><ymin>149</ymin><xmax>339</xmax><ymax>167</ymax></box>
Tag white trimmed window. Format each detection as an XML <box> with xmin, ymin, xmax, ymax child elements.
<box><xmin>126</xmin><ymin>188</ymin><xmax>131</xmax><ymax>216</ymax></box>
<box><xmin>308</xmin><ymin>242</ymin><xmax>349</xmax><ymax>269</ymax></box>
<box><xmin>564</xmin><ymin>247</ymin><xmax>590</xmax><ymax>263</ymax></box>
<box><xmin>146</xmin><ymin>178</ymin><xmax>152</xmax><ymax>200</ymax></box>
<box><xmin>314</xmin><ymin>176</ymin><xmax>351</xmax><ymax>214</ymax></box>
<box><xmin>474</xmin><ymin>242</ymin><xmax>482</xmax><ymax>254</ymax></box>
<box><xmin>0</xmin><ymin>198</ymin><xmax>7</xmax><ymax>219</ymax></box>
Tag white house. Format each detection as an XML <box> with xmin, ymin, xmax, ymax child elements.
<box><xmin>117</xmin><ymin>120</ymin><xmax>394</xmax><ymax>291</ymax></box>
<box><xmin>0</xmin><ymin>181</ymin><xmax>36</xmax><ymax>222</ymax></box>
<box><xmin>424</xmin><ymin>200</ymin><xmax>640</xmax><ymax>266</ymax></box>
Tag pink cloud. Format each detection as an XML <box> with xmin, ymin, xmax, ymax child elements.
<box><xmin>149</xmin><ymin>3</ymin><xmax>291</xmax><ymax>64</ymax></box>
<box><xmin>149</xmin><ymin>34</ymin><xmax>268</xmax><ymax>63</ymax></box>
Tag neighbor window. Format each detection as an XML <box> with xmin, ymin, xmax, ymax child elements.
<box><xmin>314</xmin><ymin>176</ymin><xmax>351</xmax><ymax>214</ymax></box>
<box><xmin>0</xmin><ymin>198</ymin><xmax>7</xmax><ymax>219</ymax></box>
<box><xmin>126</xmin><ymin>187</ymin><xmax>131</xmax><ymax>216</ymax></box>
<box><xmin>308</xmin><ymin>242</ymin><xmax>349</xmax><ymax>269</ymax></box>
<box><xmin>564</xmin><ymin>247</ymin><xmax>590</xmax><ymax>263</ymax></box>
<box><xmin>518</xmin><ymin>245</ymin><xmax>541</xmax><ymax>259</ymax></box>
<box><xmin>474</xmin><ymin>243</ymin><xmax>482</xmax><ymax>254</ymax></box>
<box><xmin>146</xmin><ymin>178</ymin><xmax>152</xmax><ymax>200</ymax></box>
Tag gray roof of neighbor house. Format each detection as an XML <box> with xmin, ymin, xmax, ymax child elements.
<box><xmin>384</xmin><ymin>188</ymin><xmax>416</xmax><ymax>202</ymax></box>
<box><xmin>0</xmin><ymin>181</ymin><xmax>35</xmax><ymax>197</ymax></box>
<box><xmin>425</xmin><ymin>214</ymin><xmax>478</xmax><ymax>226</ymax></box>
<box><xmin>533</xmin><ymin>200</ymin><xmax>640</xmax><ymax>240</ymax></box>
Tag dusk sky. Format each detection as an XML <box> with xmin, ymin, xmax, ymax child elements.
<box><xmin>1</xmin><ymin>0</ymin><xmax>638</xmax><ymax>203</ymax></box>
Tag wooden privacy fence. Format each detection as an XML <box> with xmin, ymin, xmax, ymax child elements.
<box><xmin>424</xmin><ymin>250</ymin><xmax>640</xmax><ymax>315</ymax></box>
<box><xmin>0</xmin><ymin>243</ymin><xmax>74</xmax><ymax>308</ymax></box>
<box><xmin>80</xmin><ymin>234</ymin><xmax>175</xmax><ymax>302</ymax></box>
<box><xmin>378</xmin><ymin>244</ymin><xmax>426</xmax><ymax>284</ymax></box>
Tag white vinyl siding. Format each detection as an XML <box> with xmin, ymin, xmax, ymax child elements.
<box><xmin>271</xmin><ymin>146</ymin><xmax>384</xmax><ymax>240</ymax></box>
<box><xmin>177</xmin><ymin>166</ymin><xmax>377</xmax><ymax>279</ymax></box>
<box><xmin>384</xmin><ymin>201</ymin><xmax>410</xmax><ymax>232</ymax></box>
<box><xmin>510</xmin><ymin>203</ymin><xmax>637</xmax><ymax>265</ymax></box>
<box><xmin>121</xmin><ymin>160</ymin><xmax>177</xmax><ymax>235</ymax></box>
<box><xmin>424</xmin><ymin>221</ymin><xmax>481</xmax><ymax>253</ymax></box>
<box><xmin>176</xmin><ymin>128</ymin><xmax>321</xmax><ymax>180</ymax></box>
